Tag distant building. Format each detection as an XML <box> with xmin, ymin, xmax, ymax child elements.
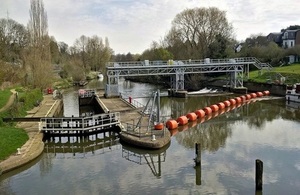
<box><xmin>267</xmin><ymin>29</ymin><xmax>300</xmax><ymax>63</ymax></box>
<box><xmin>266</xmin><ymin>32</ymin><xmax>282</xmax><ymax>46</ymax></box>
<box><xmin>282</xmin><ymin>29</ymin><xmax>300</xmax><ymax>48</ymax></box>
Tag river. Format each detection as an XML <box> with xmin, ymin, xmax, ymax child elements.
<box><xmin>1</xmin><ymin>78</ymin><xmax>300</xmax><ymax>195</ymax></box>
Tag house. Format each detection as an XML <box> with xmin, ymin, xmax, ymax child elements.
<box><xmin>267</xmin><ymin>32</ymin><xmax>282</xmax><ymax>46</ymax></box>
<box><xmin>267</xmin><ymin>29</ymin><xmax>300</xmax><ymax>63</ymax></box>
<box><xmin>282</xmin><ymin>29</ymin><xmax>300</xmax><ymax>48</ymax></box>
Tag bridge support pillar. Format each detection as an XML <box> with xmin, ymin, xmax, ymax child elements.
<box><xmin>105</xmin><ymin>74</ymin><xmax>120</xmax><ymax>98</ymax></box>
<box><xmin>170</xmin><ymin>69</ymin><xmax>185</xmax><ymax>91</ymax></box>
<box><xmin>227</xmin><ymin>67</ymin><xmax>244</xmax><ymax>89</ymax></box>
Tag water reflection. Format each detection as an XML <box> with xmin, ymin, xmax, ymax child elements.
<box><xmin>43</xmin><ymin>132</ymin><xmax>120</xmax><ymax>159</ymax></box>
<box><xmin>121</xmin><ymin>142</ymin><xmax>170</xmax><ymax>178</ymax></box>
<box><xmin>1</xmin><ymin>79</ymin><xmax>300</xmax><ymax>194</ymax></box>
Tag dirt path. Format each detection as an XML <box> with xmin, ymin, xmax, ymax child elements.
<box><xmin>0</xmin><ymin>89</ymin><xmax>16</xmax><ymax>112</ymax></box>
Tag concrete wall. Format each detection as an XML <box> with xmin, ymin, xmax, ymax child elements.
<box><xmin>244</xmin><ymin>82</ymin><xmax>286</xmax><ymax>96</ymax></box>
<box><xmin>209</xmin><ymin>80</ymin><xmax>286</xmax><ymax>96</ymax></box>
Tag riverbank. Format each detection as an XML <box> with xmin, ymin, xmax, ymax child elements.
<box><xmin>0</xmin><ymin>94</ymin><xmax>62</xmax><ymax>175</ymax></box>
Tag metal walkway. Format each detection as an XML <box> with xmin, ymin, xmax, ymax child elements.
<box><xmin>40</xmin><ymin>112</ymin><xmax>120</xmax><ymax>135</ymax></box>
<box><xmin>105</xmin><ymin>57</ymin><xmax>271</xmax><ymax>97</ymax></box>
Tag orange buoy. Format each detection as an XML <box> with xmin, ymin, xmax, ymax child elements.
<box><xmin>245</xmin><ymin>94</ymin><xmax>252</xmax><ymax>100</ymax></box>
<box><xmin>235</xmin><ymin>97</ymin><xmax>242</xmax><ymax>103</ymax></box>
<box><xmin>186</xmin><ymin>112</ymin><xmax>197</xmax><ymax>121</ymax></box>
<box><xmin>217</xmin><ymin>102</ymin><xmax>225</xmax><ymax>110</ymax></box>
<box><xmin>256</xmin><ymin>92</ymin><xmax>263</xmax><ymax>97</ymax></box>
<box><xmin>176</xmin><ymin>116</ymin><xmax>188</xmax><ymax>126</ymax></box>
<box><xmin>210</xmin><ymin>104</ymin><xmax>219</xmax><ymax>112</ymax></box>
<box><xmin>229</xmin><ymin>98</ymin><xmax>236</xmax><ymax>105</ymax></box>
<box><xmin>240</xmin><ymin>96</ymin><xmax>246</xmax><ymax>102</ymax></box>
<box><xmin>263</xmin><ymin>90</ymin><xmax>270</xmax><ymax>96</ymax></box>
<box><xmin>223</xmin><ymin>100</ymin><xmax>231</xmax><ymax>107</ymax></box>
<box><xmin>154</xmin><ymin>123</ymin><xmax>164</xmax><ymax>130</ymax></box>
<box><xmin>250</xmin><ymin>93</ymin><xmax>257</xmax><ymax>98</ymax></box>
<box><xmin>166</xmin><ymin>120</ymin><xmax>178</xmax><ymax>130</ymax></box>
<box><xmin>203</xmin><ymin>107</ymin><xmax>212</xmax><ymax>115</ymax></box>
<box><xmin>195</xmin><ymin>109</ymin><xmax>205</xmax><ymax>118</ymax></box>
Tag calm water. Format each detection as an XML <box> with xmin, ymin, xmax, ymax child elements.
<box><xmin>1</xmin><ymin>79</ymin><xmax>300</xmax><ymax>195</ymax></box>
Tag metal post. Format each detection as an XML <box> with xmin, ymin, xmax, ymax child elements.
<box><xmin>157</xmin><ymin>89</ymin><xmax>160</xmax><ymax>123</ymax></box>
<box><xmin>255</xmin><ymin>159</ymin><xmax>263</xmax><ymax>191</ymax></box>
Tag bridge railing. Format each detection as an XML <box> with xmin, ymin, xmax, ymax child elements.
<box><xmin>107</xmin><ymin>57</ymin><xmax>261</xmax><ymax>68</ymax></box>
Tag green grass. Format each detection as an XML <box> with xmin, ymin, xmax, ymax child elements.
<box><xmin>0</xmin><ymin>126</ymin><xmax>28</xmax><ymax>161</ymax></box>
<box><xmin>248</xmin><ymin>63</ymin><xmax>300</xmax><ymax>84</ymax></box>
<box><xmin>0</xmin><ymin>89</ymin><xmax>12</xmax><ymax>108</ymax></box>
<box><xmin>0</xmin><ymin>87</ymin><xmax>42</xmax><ymax>161</ymax></box>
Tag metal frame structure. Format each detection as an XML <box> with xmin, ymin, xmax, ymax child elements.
<box><xmin>105</xmin><ymin>57</ymin><xmax>267</xmax><ymax>97</ymax></box>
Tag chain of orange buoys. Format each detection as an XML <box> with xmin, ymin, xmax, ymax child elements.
<box><xmin>154</xmin><ymin>91</ymin><xmax>270</xmax><ymax>136</ymax></box>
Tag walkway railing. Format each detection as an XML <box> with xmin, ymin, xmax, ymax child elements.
<box><xmin>107</xmin><ymin>57</ymin><xmax>261</xmax><ymax>67</ymax></box>
<box><xmin>40</xmin><ymin>112</ymin><xmax>120</xmax><ymax>133</ymax></box>
<box><xmin>122</xmin><ymin>122</ymin><xmax>166</xmax><ymax>138</ymax></box>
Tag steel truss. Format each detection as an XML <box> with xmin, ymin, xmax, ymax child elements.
<box><xmin>105</xmin><ymin>58</ymin><xmax>259</xmax><ymax>97</ymax></box>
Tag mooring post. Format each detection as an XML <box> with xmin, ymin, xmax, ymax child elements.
<box><xmin>195</xmin><ymin>143</ymin><xmax>201</xmax><ymax>165</ymax></box>
<box><xmin>194</xmin><ymin>143</ymin><xmax>201</xmax><ymax>185</ymax></box>
<box><xmin>255</xmin><ymin>159</ymin><xmax>263</xmax><ymax>191</ymax></box>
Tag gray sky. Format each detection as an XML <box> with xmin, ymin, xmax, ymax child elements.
<box><xmin>1</xmin><ymin>0</ymin><xmax>299</xmax><ymax>54</ymax></box>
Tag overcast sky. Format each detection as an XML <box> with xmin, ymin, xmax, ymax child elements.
<box><xmin>1</xmin><ymin>0</ymin><xmax>300</xmax><ymax>54</ymax></box>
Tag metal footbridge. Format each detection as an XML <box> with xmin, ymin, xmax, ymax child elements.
<box><xmin>105</xmin><ymin>57</ymin><xmax>272</xmax><ymax>97</ymax></box>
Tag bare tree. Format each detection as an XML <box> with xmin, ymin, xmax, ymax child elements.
<box><xmin>0</xmin><ymin>18</ymin><xmax>28</xmax><ymax>63</ymax></box>
<box><xmin>74</xmin><ymin>35</ymin><xmax>88</xmax><ymax>69</ymax></box>
<box><xmin>164</xmin><ymin>7</ymin><xmax>233</xmax><ymax>59</ymax></box>
<box><xmin>26</xmin><ymin>0</ymin><xmax>53</xmax><ymax>89</ymax></box>
<box><xmin>73</xmin><ymin>35</ymin><xmax>112</xmax><ymax>73</ymax></box>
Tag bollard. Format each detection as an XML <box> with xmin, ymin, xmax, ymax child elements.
<box><xmin>255</xmin><ymin>159</ymin><xmax>263</xmax><ymax>191</ymax></box>
<box><xmin>129</xmin><ymin>96</ymin><xmax>132</xmax><ymax>104</ymax></box>
<box><xmin>152</xmin><ymin>135</ymin><xmax>156</xmax><ymax>141</ymax></box>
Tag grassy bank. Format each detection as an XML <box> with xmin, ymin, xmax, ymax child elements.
<box><xmin>0</xmin><ymin>87</ymin><xmax>43</xmax><ymax>161</ymax></box>
<box><xmin>0</xmin><ymin>88</ymin><xmax>12</xmax><ymax>108</ymax></box>
<box><xmin>248</xmin><ymin>63</ymin><xmax>300</xmax><ymax>84</ymax></box>
<box><xmin>0</xmin><ymin>126</ymin><xmax>28</xmax><ymax>160</ymax></box>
